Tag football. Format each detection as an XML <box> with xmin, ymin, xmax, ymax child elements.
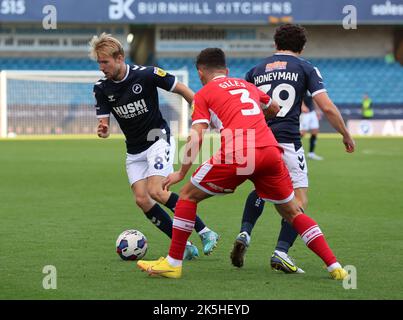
<box><xmin>116</xmin><ymin>229</ymin><xmax>148</xmax><ymax>261</ymax></box>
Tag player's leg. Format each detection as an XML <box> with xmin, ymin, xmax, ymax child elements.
<box><xmin>127</xmin><ymin>151</ymin><xmax>175</xmax><ymax>238</ymax></box>
<box><xmin>270</xmin><ymin>143</ymin><xmax>308</xmax><ymax>273</ymax></box>
<box><xmin>146</xmin><ymin>137</ymin><xmax>219</xmax><ymax>255</ymax></box>
<box><xmin>147</xmin><ymin>175</ymin><xmax>218</xmax><ymax>256</ymax></box>
<box><xmin>130</xmin><ymin>179</ymin><xmax>173</xmax><ymax>239</ymax></box>
<box><xmin>274</xmin><ymin>188</ymin><xmax>307</xmax><ymax>250</ymax></box>
<box><xmin>274</xmin><ymin>199</ymin><xmax>347</xmax><ymax>280</ymax></box>
<box><xmin>231</xmin><ymin>142</ymin><xmax>308</xmax><ymax>269</ymax></box>
<box><xmin>127</xmin><ymin>149</ymin><xmax>197</xmax><ymax>260</ymax></box>
<box><xmin>163</xmin><ymin>189</ymin><xmax>219</xmax><ymax>255</ymax></box>
<box><xmin>308</xmin><ymin>130</ymin><xmax>323</xmax><ymax>160</ymax></box>
<box><xmin>230</xmin><ymin>190</ymin><xmax>265</xmax><ymax>267</ymax></box>
<box><xmin>300</xmin><ymin>112</ymin><xmax>309</xmax><ymax>138</ymax></box>
<box><xmin>138</xmin><ymin>182</ymin><xmax>211</xmax><ymax>278</ymax></box>
<box><xmin>165</xmin><ymin>182</ymin><xmax>212</xmax><ymax>268</ymax></box>
<box><xmin>253</xmin><ymin>147</ymin><xmax>347</xmax><ymax>279</ymax></box>
<box><xmin>307</xmin><ymin>112</ymin><xmax>323</xmax><ymax>160</ymax></box>
<box><xmin>139</xmin><ymin>160</ymin><xmax>246</xmax><ymax>278</ymax></box>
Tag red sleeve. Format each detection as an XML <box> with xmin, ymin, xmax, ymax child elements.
<box><xmin>191</xmin><ymin>91</ymin><xmax>211</xmax><ymax>125</ymax></box>
<box><xmin>256</xmin><ymin>86</ymin><xmax>271</xmax><ymax>105</ymax></box>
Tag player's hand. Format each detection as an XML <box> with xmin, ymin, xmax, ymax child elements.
<box><xmin>97</xmin><ymin>123</ymin><xmax>110</xmax><ymax>138</ymax></box>
<box><xmin>163</xmin><ymin>171</ymin><xmax>185</xmax><ymax>191</ymax></box>
<box><xmin>263</xmin><ymin>102</ymin><xmax>280</xmax><ymax>119</ymax></box>
<box><xmin>343</xmin><ymin>135</ymin><xmax>355</xmax><ymax>153</ymax></box>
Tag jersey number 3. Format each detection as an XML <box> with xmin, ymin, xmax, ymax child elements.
<box><xmin>258</xmin><ymin>84</ymin><xmax>296</xmax><ymax>118</ymax></box>
<box><xmin>229</xmin><ymin>89</ymin><xmax>261</xmax><ymax>116</ymax></box>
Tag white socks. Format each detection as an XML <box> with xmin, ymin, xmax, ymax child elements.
<box><xmin>167</xmin><ymin>255</ymin><xmax>182</xmax><ymax>267</ymax></box>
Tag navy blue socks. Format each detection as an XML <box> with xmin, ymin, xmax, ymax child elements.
<box><xmin>144</xmin><ymin>203</ymin><xmax>173</xmax><ymax>238</ymax></box>
<box><xmin>240</xmin><ymin>190</ymin><xmax>265</xmax><ymax>235</ymax></box>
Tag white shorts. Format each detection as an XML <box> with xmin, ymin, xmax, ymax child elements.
<box><xmin>279</xmin><ymin>143</ymin><xmax>308</xmax><ymax>189</ymax></box>
<box><xmin>300</xmin><ymin>111</ymin><xmax>319</xmax><ymax>131</ymax></box>
<box><xmin>126</xmin><ymin>137</ymin><xmax>176</xmax><ymax>186</ymax></box>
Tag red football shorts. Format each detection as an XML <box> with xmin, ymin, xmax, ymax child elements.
<box><xmin>191</xmin><ymin>146</ymin><xmax>294</xmax><ymax>204</ymax></box>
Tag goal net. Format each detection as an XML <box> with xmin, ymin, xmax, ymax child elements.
<box><xmin>0</xmin><ymin>70</ymin><xmax>189</xmax><ymax>138</ymax></box>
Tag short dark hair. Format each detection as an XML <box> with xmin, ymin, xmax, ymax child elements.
<box><xmin>196</xmin><ymin>48</ymin><xmax>227</xmax><ymax>70</ymax></box>
<box><xmin>274</xmin><ymin>24</ymin><xmax>307</xmax><ymax>53</ymax></box>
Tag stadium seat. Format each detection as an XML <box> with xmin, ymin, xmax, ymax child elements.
<box><xmin>157</xmin><ymin>57</ymin><xmax>403</xmax><ymax>104</ymax></box>
<box><xmin>0</xmin><ymin>57</ymin><xmax>99</xmax><ymax>71</ymax></box>
<box><xmin>1</xmin><ymin>56</ymin><xmax>402</xmax><ymax>104</ymax></box>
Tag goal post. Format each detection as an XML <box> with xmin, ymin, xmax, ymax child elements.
<box><xmin>0</xmin><ymin>69</ymin><xmax>190</xmax><ymax>138</ymax></box>
<box><xmin>0</xmin><ymin>71</ymin><xmax>7</xmax><ymax>138</ymax></box>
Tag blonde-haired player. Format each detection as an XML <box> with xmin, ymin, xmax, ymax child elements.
<box><xmin>90</xmin><ymin>33</ymin><xmax>219</xmax><ymax>259</ymax></box>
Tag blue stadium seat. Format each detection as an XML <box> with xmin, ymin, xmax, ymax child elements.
<box><xmin>1</xmin><ymin>56</ymin><xmax>402</xmax><ymax>104</ymax></box>
<box><xmin>0</xmin><ymin>57</ymin><xmax>100</xmax><ymax>71</ymax></box>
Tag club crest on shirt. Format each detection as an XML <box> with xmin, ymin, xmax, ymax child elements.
<box><xmin>132</xmin><ymin>83</ymin><xmax>142</xmax><ymax>94</ymax></box>
<box><xmin>265</xmin><ymin>61</ymin><xmax>287</xmax><ymax>72</ymax></box>
<box><xmin>154</xmin><ymin>67</ymin><xmax>167</xmax><ymax>77</ymax></box>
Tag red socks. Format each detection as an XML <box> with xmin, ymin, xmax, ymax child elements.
<box><xmin>168</xmin><ymin>199</ymin><xmax>197</xmax><ymax>260</ymax></box>
<box><xmin>292</xmin><ymin>214</ymin><xmax>337</xmax><ymax>267</ymax></box>
<box><xmin>168</xmin><ymin>202</ymin><xmax>338</xmax><ymax>268</ymax></box>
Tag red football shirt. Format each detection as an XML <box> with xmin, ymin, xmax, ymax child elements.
<box><xmin>192</xmin><ymin>76</ymin><xmax>278</xmax><ymax>151</ymax></box>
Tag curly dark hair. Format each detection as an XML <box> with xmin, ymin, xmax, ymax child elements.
<box><xmin>274</xmin><ymin>24</ymin><xmax>307</xmax><ymax>53</ymax></box>
<box><xmin>196</xmin><ymin>48</ymin><xmax>227</xmax><ymax>70</ymax></box>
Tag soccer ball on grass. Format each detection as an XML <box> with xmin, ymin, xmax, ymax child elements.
<box><xmin>116</xmin><ymin>229</ymin><xmax>148</xmax><ymax>261</ymax></box>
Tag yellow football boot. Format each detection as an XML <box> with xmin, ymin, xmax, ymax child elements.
<box><xmin>137</xmin><ymin>257</ymin><xmax>164</xmax><ymax>272</ymax></box>
<box><xmin>330</xmin><ymin>267</ymin><xmax>348</xmax><ymax>280</ymax></box>
<box><xmin>146</xmin><ymin>257</ymin><xmax>182</xmax><ymax>279</ymax></box>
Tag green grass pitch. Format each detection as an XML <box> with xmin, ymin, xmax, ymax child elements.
<box><xmin>1</xmin><ymin>136</ymin><xmax>402</xmax><ymax>299</ymax></box>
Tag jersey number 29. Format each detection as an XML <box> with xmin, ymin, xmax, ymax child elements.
<box><xmin>258</xmin><ymin>84</ymin><xmax>296</xmax><ymax>117</ymax></box>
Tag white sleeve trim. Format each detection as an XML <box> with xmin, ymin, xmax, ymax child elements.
<box><xmin>192</xmin><ymin>119</ymin><xmax>210</xmax><ymax>126</ymax></box>
<box><xmin>169</xmin><ymin>77</ymin><xmax>178</xmax><ymax>92</ymax></box>
<box><xmin>311</xmin><ymin>89</ymin><xmax>327</xmax><ymax>97</ymax></box>
<box><xmin>96</xmin><ymin>114</ymin><xmax>110</xmax><ymax>118</ymax></box>
<box><xmin>267</xmin><ymin>98</ymin><xmax>273</xmax><ymax>107</ymax></box>
<box><xmin>261</xmin><ymin>98</ymin><xmax>273</xmax><ymax>110</ymax></box>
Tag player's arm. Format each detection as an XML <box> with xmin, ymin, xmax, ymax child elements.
<box><xmin>262</xmin><ymin>99</ymin><xmax>280</xmax><ymax>119</ymax></box>
<box><xmin>93</xmin><ymin>87</ymin><xmax>111</xmax><ymax>138</ymax></box>
<box><xmin>172</xmin><ymin>82</ymin><xmax>194</xmax><ymax>105</ymax></box>
<box><xmin>180</xmin><ymin>122</ymin><xmax>208</xmax><ymax>176</ymax></box>
<box><xmin>313</xmin><ymin>92</ymin><xmax>355</xmax><ymax>152</ymax></box>
<box><xmin>312</xmin><ymin>99</ymin><xmax>323</xmax><ymax>119</ymax></box>
<box><xmin>152</xmin><ymin>67</ymin><xmax>194</xmax><ymax>104</ymax></box>
<box><xmin>163</xmin><ymin>92</ymin><xmax>210</xmax><ymax>190</ymax></box>
<box><xmin>163</xmin><ymin>123</ymin><xmax>208</xmax><ymax>190</ymax></box>
<box><xmin>257</xmin><ymin>86</ymin><xmax>280</xmax><ymax>119</ymax></box>
<box><xmin>97</xmin><ymin>117</ymin><xmax>110</xmax><ymax>138</ymax></box>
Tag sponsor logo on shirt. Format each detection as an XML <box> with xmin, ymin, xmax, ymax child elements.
<box><xmin>265</xmin><ymin>61</ymin><xmax>287</xmax><ymax>72</ymax></box>
<box><xmin>112</xmin><ymin>99</ymin><xmax>149</xmax><ymax>119</ymax></box>
<box><xmin>154</xmin><ymin>67</ymin><xmax>167</xmax><ymax>77</ymax></box>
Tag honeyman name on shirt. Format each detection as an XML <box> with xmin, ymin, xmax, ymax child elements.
<box><xmin>253</xmin><ymin>72</ymin><xmax>299</xmax><ymax>85</ymax></box>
